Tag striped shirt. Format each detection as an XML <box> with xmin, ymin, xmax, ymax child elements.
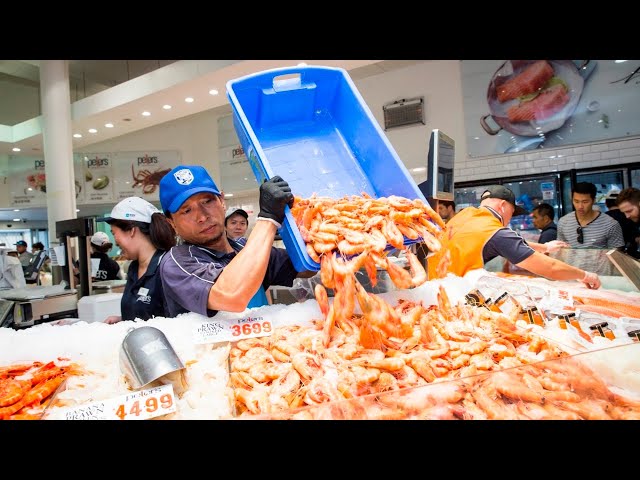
<box><xmin>557</xmin><ymin>211</ymin><xmax>624</xmax><ymax>249</ymax></box>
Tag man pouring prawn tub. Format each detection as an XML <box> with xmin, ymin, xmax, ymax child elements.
<box><xmin>427</xmin><ymin>185</ymin><xmax>602</xmax><ymax>289</ymax></box>
<box><xmin>158</xmin><ymin>165</ymin><xmax>314</xmax><ymax>318</ymax></box>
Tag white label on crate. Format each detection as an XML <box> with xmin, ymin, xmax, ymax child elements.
<box><xmin>51</xmin><ymin>384</ymin><xmax>176</xmax><ymax>420</ymax></box>
<box><xmin>193</xmin><ymin>315</ymin><xmax>273</xmax><ymax>344</ymax></box>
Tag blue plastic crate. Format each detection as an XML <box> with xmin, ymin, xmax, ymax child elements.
<box><xmin>226</xmin><ymin>65</ymin><xmax>427</xmax><ymax>272</ymax></box>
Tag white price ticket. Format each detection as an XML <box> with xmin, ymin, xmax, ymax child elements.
<box><xmin>193</xmin><ymin>314</ymin><xmax>273</xmax><ymax>344</ymax></box>
<box><xmin>48</xmin><ymin>384</ymin><xmax>176</xmax><ymax>420</ymax></box>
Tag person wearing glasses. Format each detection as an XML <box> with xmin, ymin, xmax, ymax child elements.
<box><xmin>157</xmin><ymin>165</ymin><xmax>315</xmax><ymax>318</ymax></box>
<box><xmin>557</xmin><ymin>182</ymin><xmax>624</xmax><ymax>249</ymax></box>
<box><xmin>428</xmin><ymin>185</ymin><xmax>601</xmax><ymax>289</ymax></box>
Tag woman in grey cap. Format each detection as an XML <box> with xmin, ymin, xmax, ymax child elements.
<box><xmin>102</xmin><ymin>196</ymin><xmax>176</xmax><ymax>324</ymax></box>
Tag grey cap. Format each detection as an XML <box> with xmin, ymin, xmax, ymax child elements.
<box><xmin>480</xmin><ymin>185</ymin><xmax>528</xmax><ymax>216</ymax></box>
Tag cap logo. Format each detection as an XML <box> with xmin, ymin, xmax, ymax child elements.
<box><xmin>173</xmin><ymin>169</ymin><xmax>194</xmax><ymax>185</ymax></box>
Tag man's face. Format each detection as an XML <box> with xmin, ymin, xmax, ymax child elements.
<box><xmin>16</xmin><ymin>244</ymin><xmax>26</xmax><ymax>254</ymax></box>
<box><xmin>531</xmin><ymin>210</ymin><xmax>549</xmax><ymax>230</ymax></box>
<box><xmin>572</xmin><ymin>192</ymin><xmax>594</xmax><ymax>216</ymax></box>
<box><xmin>167</xmin><ymin>192</ymin><xmax>226</xmax><ymax>247</ymax></box>
<box><xmin>437</xmin><ymin>204</ymin><xmax>453</xmax><ymax>221</ymax></box>
<box><xmin>226</xmin><ymin>214</ymin><xmax>248</xmax><ymax>240</ymax></box>
<box><xmin>619</xmin><ymin>200</ymin><xmax>640</xmax><ymax>223</ymax></box>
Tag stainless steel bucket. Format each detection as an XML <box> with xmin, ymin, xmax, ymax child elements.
<box><xmin>119</xmin><ymin>326</ymin><xmax>185</xmax><ymax>389</ymax></box>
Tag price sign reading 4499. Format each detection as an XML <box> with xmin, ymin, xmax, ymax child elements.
<box><xmin>114</xmin><ymin>384</ymin><xmax>176</xmax><ymax>420</ymax></box>
<box><xmin>230</xmin><ymin>315</ymin><xmax>272</xmax><ymax>340</ymax></box>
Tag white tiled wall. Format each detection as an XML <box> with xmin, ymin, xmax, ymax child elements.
<box><xmin>455</xmin><ymin>135</ymin><xmax>640</xmax><ymax>183</ymax></box>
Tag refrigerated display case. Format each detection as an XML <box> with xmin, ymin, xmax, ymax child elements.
<box><xmin>244</xmin><ymin>342</ymin><xmax>640</xmax><ymax>420</ymax></box>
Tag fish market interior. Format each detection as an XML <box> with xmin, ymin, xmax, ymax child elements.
<box><xmin>1</xmin><ymin>59</ymin><xmax>640</xmax><ymax>421</ymax></box>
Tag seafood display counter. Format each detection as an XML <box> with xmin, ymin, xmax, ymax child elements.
<box><xmin>1</xmin><ymin>271</ymin><xmax>639</xmax><ymax>420</ymax></box>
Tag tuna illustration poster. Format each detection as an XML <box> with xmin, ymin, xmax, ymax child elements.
<box><xmin>461</xmin><ymin>60</ymin><xmax>640</xmax><ymax>157</ymax></box>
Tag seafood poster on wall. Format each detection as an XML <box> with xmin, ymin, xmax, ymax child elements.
<box><xmin>77</xmin><ymin>153</ymin><xmax>115</xmax><ymax>204</ymax></box>
<box><xmin>8</xmin><ymin>157</ymin><xmax>83</xmax><ymax>207</ymax></box>
<box><xmin>111</xmin><ymin>150</ymin><xmax>180</xmax><ymax>202</ymax></box>
<box><xmin>461</xmin><ymin>60</ymin><xmax>640</xmax><ymax>157</ymax></box>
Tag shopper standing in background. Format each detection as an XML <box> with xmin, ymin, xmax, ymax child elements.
<box><xmin>605</xmin><ymin>190</ymin><xmax>637</xmax><ymax>257</ymax></box>
<box><xmin>437</xmin><ymin>200</ymin><xmax>457</xmax><ymax>224</ymax></box>
<box><xmin>531</xmin><ymin>203</ymin><xmax>557</xmax><ymax>244</ymax></box>
<box><xmin>103</xmin><ymin>196</ymin><xmax>176</xmax><ymax>324</ymax></box>
<box><xmin>14</xmin><ymin>240</ymin><xmax>33</xmax><ymax>270</ymax></box>
<box><xmin>557</xmin><ymin>182</ymin><xmax>624</xmax><ymax>249</ymax></box>
<box><xmin>615</xmin><ymin>187</ymin><xmax>640</xmax><ymax>259</ymax></box>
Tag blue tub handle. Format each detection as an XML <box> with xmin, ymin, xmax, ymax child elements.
<box><xmin>272</xmin><ymin>72</ymin><xmax>303</xmax><ymax>93</ymax></box>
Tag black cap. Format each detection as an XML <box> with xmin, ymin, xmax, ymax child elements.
<box><xmin>480</xmin><ymin>185</ymin><xmax>528</xmax><ymax>216</ymax></box>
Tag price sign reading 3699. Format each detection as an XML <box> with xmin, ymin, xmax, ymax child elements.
<box><xmin>230</xmin><ymin>316</ymin><xmax>272</xmax><ymax>339</ymax></box>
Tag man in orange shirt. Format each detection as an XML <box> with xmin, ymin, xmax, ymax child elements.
<box><xmin>428</xmin><ymin>185</ymin><xmax>600</xmax><ymax>289</ymax></box>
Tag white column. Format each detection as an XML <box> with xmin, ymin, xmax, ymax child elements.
<box><xmin>40</xmin><ymin>60</ymin><xmax>77</xmax><ymax>242</ymax></box>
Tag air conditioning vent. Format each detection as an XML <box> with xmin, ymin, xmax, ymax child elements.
<box><xmin>383</xmin><ymin>96</ymin><xmax>425</xmax><ymax>130</ymax></box>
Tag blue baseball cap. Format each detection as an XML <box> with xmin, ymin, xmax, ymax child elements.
<box><xmin>159</xmin><ymin>165</ymin><xmax>221</xmax><ymax>214</ymax></box>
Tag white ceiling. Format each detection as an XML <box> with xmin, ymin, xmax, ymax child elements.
<box><xmin>0</xmin><ymin>59</ymin><xmax>426</xmax><ymax>224</ymax></box>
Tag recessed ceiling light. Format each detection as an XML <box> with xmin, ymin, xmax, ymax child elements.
<box><xmin>411</xmin><ymin>167</ymin><xmax>426</xmax><ymax>172</ymax></box>
<box><xmin>185</xmin><ymin>97</ymin><xmax>194</xmax><ymax>103</ymax></box>
<box><xmin>209</xmin><ymin>89</ymin><xmax>219</xmax><ymax>96</ymax></box>
<box><xmin>12</xmin><ymin>218</ymin><xmax>21</xmax><ymax>222</ymax></box>
<box><xmin>88</xmin><ymin>128</ymin><xmax>98</xmax><ymax>133</ymax></box>
<box><xmin>73</xmin><ymin>133</ymin><xmax>82</xmax><ymax>138</ymax></box>
<box><xmin>615</xmin><ymin>60</ymin><xmax>628</xmax><ymax>63</ymax></box>
<box><xmin>76</xmin><ymin>209</ymin><xmax>80</xmax><ymax>213</ymax></box>
<box><xmin>225</xmin><ymin>193</ymin><xmax>234</xmax><ymax>197</ymax></box>
<box><xmin>13</xmin><ymin>209</ymin><xmax>19</xmax><ymax>212</ymax></box>
<box><xmin>12</xmin><ymin>147</ymin><xmax>21</xmax><ymax>152</ymax></box>
<box><xmin>142</xmin><ymin>111</ymin><xmax>151</xmax><ymax>116</ymax></box>
<box><xmin>163</xmin><ymin>104</ymin><xmax>172</xmax><ymax>110</ymax></box>
<box><xmin>105</xmin><ymin>123</ymin><xmax>114</xmax><ymax>128</ymax></box>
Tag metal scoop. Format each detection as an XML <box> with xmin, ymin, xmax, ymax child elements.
<box><xmin>119</xmin><ymin>326</ymin><xmax>185</xmax><ymax>390</ymax></box>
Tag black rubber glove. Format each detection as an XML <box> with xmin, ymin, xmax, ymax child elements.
<box><xmin>258</xmin><ymin>175</ymin><xmax>294</xmax><ymax>226</ymax></box>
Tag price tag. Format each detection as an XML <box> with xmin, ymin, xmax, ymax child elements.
<box><xmin>193</xmin><ymin>314</ymin><xmax>273</xmax><ymax>344</ymax></box>
<box><xmin>51</xmin><ymin>384</ymin><xmax>176</xmax><ymax>420</ymax></box>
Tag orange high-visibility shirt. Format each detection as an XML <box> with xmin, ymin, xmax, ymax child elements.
<box><xmin>428</xmin><ymin>206</ymin><xmax>504</xmax><ymax>279</ymax></box>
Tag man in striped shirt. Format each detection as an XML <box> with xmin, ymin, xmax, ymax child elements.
<box><xmin>557</xmin><ymin>182</ymin><xmax>624</xmax><ymax>249</ymax></box>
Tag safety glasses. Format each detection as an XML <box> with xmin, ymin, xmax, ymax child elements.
<box><xmin>576</xmin><ymin>226</ymin><xmax>584</xmax><ymax>244</ymax></box>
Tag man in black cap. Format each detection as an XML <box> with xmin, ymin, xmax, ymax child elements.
<box><xmin>428</xmin><ymin>185</ymin><xmax>601</xmax><ymax>289</ymax></box>
<box><xmin>14</xmin><ymin>240</ymin><xmax>34</xmax><ymax>270</ymax></box>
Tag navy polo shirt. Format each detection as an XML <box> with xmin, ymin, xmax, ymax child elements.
<box><xmin>121</xmin><ymin>249</ymin><xmax>168</xmax><ymax>321</ymax></box>
<box><xmin>160</xmin><ymin>238</ymin><xmax>298</xmax><ymax>318</ymax></box>
<box><xmin>481</xmin><ymin>206</ymin><xmax>535</xmax><ymax>265</ymax></box>
<box><xmin>92</xmin><ymin>252</ymin><xmax>121</xmax><ymax>281</ymax></box>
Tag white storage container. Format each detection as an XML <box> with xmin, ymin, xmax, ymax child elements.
<box><xmin>77</xmin><ymin>293</ymin><xmax>122</xmax><ymax>323</ymax></box>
